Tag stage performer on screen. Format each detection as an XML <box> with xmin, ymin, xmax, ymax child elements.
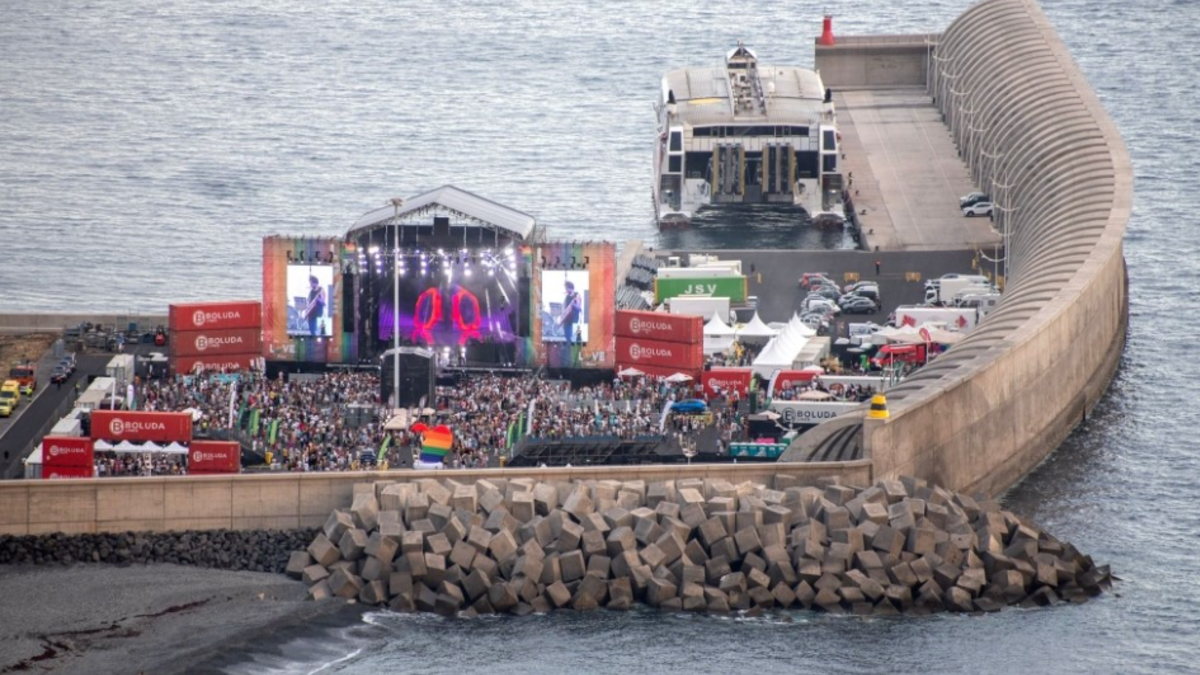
<box><xmin>557</xmin><ymin>280</ymin><xmax>582</xmax><ymax>342</ymax></box>
<box><xmin>304</xmin><ymin>275</ymin><xmax>326</xmax><ymax>336</ymax></box>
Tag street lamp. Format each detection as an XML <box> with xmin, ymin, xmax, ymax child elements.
<box><xmin>388</xmin><ymin>197</ymin><xmax>405</xmax><ymax>410</ymax></box>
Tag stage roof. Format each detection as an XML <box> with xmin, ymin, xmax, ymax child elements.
<box><xmin>348</xmin><ymin>185</ymin><xmax>537</xmax><ymax>241</ymax></box>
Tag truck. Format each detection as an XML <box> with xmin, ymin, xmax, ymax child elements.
<box><xmin>666</xmin><ymin>296</ymin><xmax>731</xmax><ymax>322</ymax></box>
<box><xmin>871</xmin><ymin>343</ymin><xmax>938</xmax><ymax>368</ymax></box>
<box><xmin>105</xmin><ymin>354</ymin><xmax>136</xmax><ymax>388</ymax></box>
<box><xmin>9</xmin><ymin>362</ymin><xmax>36</xmax><ymax>396</ymax></box>
<box><xmin>924</xmin><ymin>277</ymin><xmax>995</xmax><ymax>306</ymax></box>
<box><xmin>891</xmin><ymin>305</ymin><xmax>980</xmax><ymax>332</ymax></box>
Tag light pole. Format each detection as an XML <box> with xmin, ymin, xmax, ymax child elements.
<box><xmin>389</xmin><ymin>197</ymin><xmax>404</xmax><ymax>410</ymax></box>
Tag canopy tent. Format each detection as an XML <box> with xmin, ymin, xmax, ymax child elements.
<box><xmin>797</xmin><ymin>390</ymin><xmax>834</xmax><ymax>401</ymax></box>
<box><xmin>704</xmin><ymin>335</ymin><xmax>736</xmax><ymax>355</ymax></box>
<box><xmin>736</xmin><ymin>313</ymin><xmax>778</xmax><ymax>342</ymax></box>
<box><xmin>617</xmin><ymin>367</ymin><xmax>646</xmax><ymax>377</ymax></box>
<box><xmin>181</xmin><ymin>407</ymin><xmax>204</xmax><ymax>421</ymax></box>
<box><xmin>750</xmin><ymin>319</ymin><xmax>814</xmax><ymax>377</ymax></box>
<box><xmin>788</xmin><ymin>312</ymin><xmax>818</xmax><ymax>337</ymax></box>
<box><xmin>94</xmin><ymin>440</ymin><xmax>189</xmax><ymax>454</ymax></box>
<box><xmin>704</xmin><ymin>314</ymin><xmax>737</xmax><ymax>337</ymax></box>
<box><xmin>665</xmin><ymin>373</ymin><xmax>693</xmax><ymax>383</ymax></box>
<box><xmin>384</xmin><ymin>409</ymin><xmax>409</xmax><ymax>431</ymax></box>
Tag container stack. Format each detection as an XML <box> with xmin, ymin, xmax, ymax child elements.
<box><xmin>614</xmin><ymin>310</ymin><xmax>704</xmax><ymax>380</ymax></box>
<box><xmin>167</xmin><ymin>301</ymin><xmax>263</xmax><ymax>376</ymax></box>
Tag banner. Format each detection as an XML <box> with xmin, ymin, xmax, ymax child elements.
<box><xmin>41</xmin><ymin>436</ymin><xmax>94</xmax><ymax>469</ymax></box>
<box><xmin>702</xmin><ymin>369</ymin><xmax>754</xmax><ymax>398</ymax></box>
<box><xmin>90</xmin><ymin>410</ymin><xmax>193</xmax><ymax>443</ymax></box>
<box><xmin>169</xmin><ymin>301</ymin><xmax>262</xmax><ymax>332</ymax></box>
<box><xmin>615</xmin><ymin>310</ymin><xmax>703</xmax><ymax>344</ymax></box>
<box><xmin>169</xmin><ymin>328</ymin><xmax>263</xmax><ymax>358</ymax></box>
<box><xmin>171</xmin><ymin>354</ymin><xmax>261</xmax><ymax>376</ymax></box>
<box><xmin>654</xmin><ymin>275</ymin><xmax>747</xmax><ymax>304</ymax></box>
<box><xmin>44</xmin><ymin>465</ymin><xmax>95</xmax><ymax>479</ymax></box>
<box><xmin>188</xmin><ymin>440</ymin><xmax>241</xmax><ymax>474</ymax></box>
<box><xmin>768</xmin><ymin>400</ymin><xmax>860</xmax><ymax>425</ymax></box>
<box><xmin>614</xmin><ymin>337</ymin><xmax>704</xmax><ymax>370</ymax></box>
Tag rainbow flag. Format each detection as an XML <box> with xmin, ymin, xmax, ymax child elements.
<box><xmin>420</xmin><ymin>428</ymin><xmax>454</xmax><ymax>463</ymax></box>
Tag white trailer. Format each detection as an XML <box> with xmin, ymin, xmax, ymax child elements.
<box><xmin>892</xmin><ymin>305</ymin><xmax>980</xmax><ymax>332</ymax></box>
<box><xmin>667</xmin><ymin>296</ymin><xmax>731</xmax><ymax>321</ymax></box>
<box><xmin>105</xmin><ymin>354</ymin><xmax>136</xmax><ymax>387</ymax></box>
<box><xmin>925</xmin><ymin>278</ymin><xmax>995</xmax><ymax>306</ymax></box>
<box><xmin>656</xmin><ymin>266</ymin><xmax>740</xmax><ymax>279</ymax></box>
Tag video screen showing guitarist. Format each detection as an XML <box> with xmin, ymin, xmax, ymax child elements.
<box><xmin>558</xmin><ymin>280</ymin><xmax>582</xmax><ymax>343</ymax></box>
<box><xmin>304</xmin><ymin>275</ymin><xmax>326</xmax><ymax>336</ymax></box>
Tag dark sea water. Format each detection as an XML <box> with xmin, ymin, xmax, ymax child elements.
<box><xmin>3</xmin><ymin>0</ymin><xmax>1198</xmax><ymax>672</ymax></box>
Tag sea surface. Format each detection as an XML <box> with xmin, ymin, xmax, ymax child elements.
<box><xmin>3</xmin><ymin>0</ymin><xmax>1199</xmax><ymax>672</ymax></box>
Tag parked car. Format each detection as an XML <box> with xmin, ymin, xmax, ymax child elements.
<box><xmin>846</xmin><ymin>284</ymin><xmax>881</xmax><ymax>303</ymax></box>
<box><xmin>800</xmin><ymin>312</ymin><xmax>831</xmax><ymax>332</ymax></box>
<box><xmin>671</xmin><ymin>399</ymin><xmax>708</xmax><ymax>414</ymax></box>
<box><xmin>50</xmin><ymin>365</ymin><xmax>71</xmax><ymax>384</ymax></box>
<box><xmin>843</xmin><ymin>279</ymin><xmax>880</xmax><ymax>293</ymax></box>
<box><xmin>962</xmin><ymin>201</ymin><xmax>994</xmax><ymax>217</ymax></box>
<box><xmin>799</xmin><ymin>273</ymin><xmax>838</xmax><ymax>290</ymax></box>
<box><xmin>807</xmin><ymin>284</ymin><xmax>842</xmax><ymax>301</ymax></box>
<box><xmin>838</xmin><ymin>295</ymin><xmax>879</xmax><ymax>314</ymax></box>
<box><xmin>959</xmin><ymin>191</ymin><xmax>989</xmax><ymax>207</ymax></box>
<box><xmin>58</xmin><ymin>356</ymin><xmax>76</xmax><ymax>376</ymax></box>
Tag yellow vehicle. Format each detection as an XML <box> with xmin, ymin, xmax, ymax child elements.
<box><xmin>0</xmin><ymin>380</ymin><xmax>20</xmax><ymax>416</ymax></box>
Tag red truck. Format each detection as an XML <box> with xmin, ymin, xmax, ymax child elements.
<box><xmin>870</xmin><ymin>343</ymin><xmax>939</xmax><ymax>369</ymax></box>
<box><xmin>9</xmin><ymin>362</ymin><xmax>36</xmax><ymax>396</ymax></box>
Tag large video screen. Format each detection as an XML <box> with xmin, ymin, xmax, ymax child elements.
<box><xmin>286</xmin><ymin>264</ymin><xmax>335</xmax><ymax>337</ymax></box>
<box><xmin>540</xmin><ymin>270</ymin><xmax>590</xmax><ymax>343</ymax></box>
<box><xmin>378</xmin><ymin>262</ymin><xmax>520</xmax><ymax>347</ymax></box>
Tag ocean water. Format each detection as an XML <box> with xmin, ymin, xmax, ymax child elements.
<box><xmin>3</xmin><ymin>0</ymin><xmax>1199</xmax><ymax>672</ymax></box>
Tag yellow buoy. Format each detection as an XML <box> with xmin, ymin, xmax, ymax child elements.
<box><xmin>867</xmin><ymin>394</ymin><xmax>889</xmax><ymax>420</ymax></box>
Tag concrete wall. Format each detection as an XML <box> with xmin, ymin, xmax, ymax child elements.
<box><xmin>0</xmin><ymin>460</ymin><xmax>872</xmax><ymax>535</ymax></box>
<box><xmin>0</xmin><ymin>312</ymin><xmax>167</xmax><ymax>334</ymax></box>
<box><xmin>862</xmin><ymin>0</ymin><xmax>1132</xmax><ymax>496</ymax></box>
<box><xmin>815</xmin><ymin>35</ymin><xmax>933</xmax><ymax>89</ymax></box>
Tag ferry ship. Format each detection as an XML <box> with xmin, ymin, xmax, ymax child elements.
<box><xmin>653</xmin><ymin>43</ymin><xmax>846</xmax><ymax>228</ymax></box>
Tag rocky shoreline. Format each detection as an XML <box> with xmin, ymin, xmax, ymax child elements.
<box><xmin>293</xmin><ymin>475</ymin><xmax>1114</xmax><ymax>616</ymax></box>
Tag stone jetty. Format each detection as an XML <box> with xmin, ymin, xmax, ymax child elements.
<box><xmin>292</xmin><ymin>475</ymin><xmax>1112</xmax><ymax>616</ymax></box>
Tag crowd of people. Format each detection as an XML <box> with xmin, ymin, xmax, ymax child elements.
<box><xmin>525</xmin><ymin>377</ymin><xmax>691</xmax><ymax>441</ymax></box>
<box><xmin>93</xmin><ymin>452</ymin><xmax>186</xmax><ymax>477</ymax></box>
<box><xmin>771</xmin><ymin>377</ymin><xmax>879</xmax><ymax>403</ymax></box>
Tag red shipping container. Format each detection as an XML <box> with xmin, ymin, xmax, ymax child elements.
<box><xmin>771</xmin><ymin>369</ymin><xmax>821</xmax><ymax>393</ymax></box>
<box><xmin>615</xmin><ymin>362</ymin><xmax>703</xmax><ymax>383</ymax></box>
<box><xmin>169</xmin><ymin>327</ymin><xmax>263</xmax><ymax>357</ymax></box>
<box><xmin>614</xmin><ymin>336</ymin><xmax>703</xmax><ymax>370</ymax></box>
<box><xmin>169</xmin><ymin>300</ymin><xmax>262</xmax><ymax>332</ymax></box>
<box><xmin>44</xmin><ymin>465</ymin><xmax>95</xmax><ymax>479</ymax></box>
<box><xmin>90</xmin><ymin>410</ymin><xmax>193</xmax><ymax>443</ymax></box>
<box><xmin>188</xmin><ymin>440</ymin><xmax>241</xmax><ymax>474</ymax></box>
<box><xmin>702</xmin><ymin>369</ymin><xmax>754</xmax><ymax>398</ymax></box>
<box><xmin>615</xmin><ymin>310</ymin><xmax>703</xmax><ymax>344</ymax></box>
<box><xmin>171</xmin><ymin>353</ymin><xmax>261</xmax><ymax>376</ymax></box>
<box><xmin>41</xmin><ymin>436</ymin><xmax>95</xmax><ymax>469</ymax></box>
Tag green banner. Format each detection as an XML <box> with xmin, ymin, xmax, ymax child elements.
<box><xmin>268</xmin><ymin>419</ymin><xmax>279</xmax><ymax>445</ymax></box>
<box><xmin>250</xmin><ymin>409</ymin><xmax>261</xmax><ymax>436</ymax></box>
<box><xmin>654</xmin><ymin>275</ymin><xmax>748</xmax><ymax>303</ymax></box>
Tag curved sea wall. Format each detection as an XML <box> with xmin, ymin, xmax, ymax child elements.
<box><xmin>856</xmin><ymin>0</ymin><xmax>1131</xmax><ymax>496</ymax></box>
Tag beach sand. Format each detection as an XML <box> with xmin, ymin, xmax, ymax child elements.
<box><xmin>0</xmin><ymin>563</ymin><xmax>358</xmax><ymax>674</ymax></box>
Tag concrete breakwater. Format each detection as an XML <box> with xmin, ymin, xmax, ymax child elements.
<box><xmin>292</xmin><ymin>475</ymin><xmax>1112</xmax><ymax>616</ymax></box>
<box><xmin>0</xmin><ymin>528</ymin><xmax>316</xmax><ymax>573</ymax></box>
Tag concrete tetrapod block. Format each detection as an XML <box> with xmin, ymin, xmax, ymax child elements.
<box><xmin>510</xmin><ymin>491</ymin><xmax>536</xmax><ymax>524</ymax></box>
<box><xmin>405</xmin><ymin>493</ymin><xmax>430</xmax><ymax>526</ymax></box>
<box><xmin>365</xmin><ymin>532</ymin><xmax>399</xmax><ymax>565</ymax></box>
<box><xmin>449</xmin><ymin>541</ymin><xmax>477</xmax><ymax>570</ymax></box>
<box><xmin>427</xmin><ymin>503</ymin><xmax>453</xmax><ymax>532</ymax></box>
<box><xmin>323</xmin><ymin>510</ymin><xmax>355</xmax><ymax>544</ymax></box>
<box><xmin>532</xmin><ymin>483</ymin><xmax>558</xmax><ymax>516</ymax></box>
<box><xmin>425</xmin><ymin>532</ymin><xmax>453</xmax><ymax>559</ymax></box>
<box><xmin>733</xmin><ymin>527</ymin><xmax>763</xmax><ymax>558</ymax></box>
<box><xmin>359</xmin><ymin>580</ymin><xmax>388</xmax><ymax>606</ymax></box>
<box><xmin>610</xmin><ymin>550</ymin><xmax>640</xmax><ymax>579</ymax></box>
<box><xmin>560</xmin><ymin>550</ymin><xmax>586</xmax><ymax>583</ymax></box>
<box><xmin>698</xmin><ymin>517</ymin><xmax>727</xmax><ymax>550</ymax></box>
<box><xmin>307</xmin><ymin>533</ymin><xmax>342</xmax><ymax>568</ymax></box>
<box><xmin>302</xmin><ymin>564</ymin><xmax>330</xmax><ymax>587</ymax></box>
<box><xmin>562</xmin><ymin>490</ymin><xmax>595</xmax><ymax>521</ymax></box>
<box><xmin>359</xmin><ymin>556</ymin><xmax>388</xmax><ymax>583</ymax></box>
<box><xmin>489</xmin><ymin>530</ymin><xmax>519</xmax><ymax>563</ymax></box>
<box><xmin>338</xmin><ymin>528</ymin><xmax>368</xmax><ymax>562</ymax></box>
<box><xmin>605</xmin><ymin>526</ymin><xmax>637</xmax><ymax>558</ymax></box>
<box><xmin>287</xmin><ymin>550</ymin><xmax>314</xmax><ymax>579</ymax></box>
<box><xmin>646</xmin><ymin>578</ymin><xmax>678</xmax><ymax>607</ymax></box>
<box><xmin>581</xmin><ymin>530</ymin><xmax>607</xmax><ymax>559</ymax></box>
<box><xmin>601</xmin><ymin>508</ymin><xmax>631</xmax><ymax>531</ymax></box>
<box><xmin>350</xmin><ymin>493</ymin><xmax>380</xmax><ymax>532</ymax></box>
<box><xmin>545</xmin><ymin>581</ymin><xmax>572</xmax><ymax>608</ymax></box>
<box><xmin>424</xmin><ymin>553</ymin><xmax>448</xmax><ymax>587</ymax></box>
<box><xmin>328</xmin><ymin>567</ymin><xmax>364</xmax><ymax>599</ymax></box>
<box><xmin>559</xmin><ymin>519</ymin><xmax>584</xmax><ymax>551</ymax></box>
<box><xmin>307</xmin><ymin>579</ymin><xmax>333</xmax><ymax>602</ymax></box>
<box><xmin>513</xmin><ymin>555</ymin><xmax>544</xmax><ymax>583</ymax></box>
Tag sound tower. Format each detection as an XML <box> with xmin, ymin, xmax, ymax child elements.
<box><xmin>342</xmin><ymin>273</ymin><xmax>356</xmax><ymax>333</ymax></box>
<box><xmin>380</xmin><ymin>347</ymin><xmax>436</xmax><ymax>409</ymax></box>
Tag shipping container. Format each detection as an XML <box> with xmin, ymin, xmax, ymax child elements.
<box><xmin>168</xmin><ymin>300</ymin><xmax>263</xmax><ymax>332</ymax></box>
<box><xmin>90</xmin><ymin>410</ymin><xmax>193</xmax><ymax>443</ymax></box>
<box><xmin>654</xmin><ymin>275</ymin><xmax>747</xmax><ymax>304</ymax></box>
<box><xmin>701</xmin><ymin>369</ymin><xmax>754</xmax><ymax>398</ymax></box>
<box><xmin>188</xmin><ymin>440</ymin><xmax>241</xmax><ymax>474</ymax></box>
<box><xmin>655</xmin><ymin>266</ymin><xmax>741</xmax><ymax>279</ymax></box>
<box><xmin>43</xmin><ymin>465</ymin><xmax>95</xmax><ymax>479</ymax></box>
<box><xmin>169</xmin><ymin>327</ymin><xmax>263</xmax><ymax>357</ymax></box>
<box><xmin>41</xmin><ymin>436</ymin><xmax>95</xmax><ymax>469</ymax></box>
<box><xmin>614</xmin><ymin>336</ymin><xmax>704</xmax><ymax>370</ymax></box>
<box><xmin>170</xmin><ymin>353</ymin><xmax>262</xmax><ymax>376</ymax></box>
<box><xmin>614</xmin><ymin>310</ymin><xmax>703</xmax><ymax>344</ymax></box>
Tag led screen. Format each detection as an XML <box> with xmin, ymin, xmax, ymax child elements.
<box><xmin>286</xmin><ymin>264</ymin><xmax>335</xmax><ymax>337</ymax></box>
<box><xmin>378</xmin><ymin>260</ymin><xmax>520</xmax><ymax>347</ymax></box>
<box><xmin>540</xmin><ymin>270</ymin><xmax>590</xmax><ymax>344</ymax></box>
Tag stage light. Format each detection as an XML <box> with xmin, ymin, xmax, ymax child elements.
<box><xmin>488</xmin><ymin>269</ymin><xmax>495</xmax><ymax>276</ymax></box>
<box><xmin>465</xmin><ymin>268</ymin><xmax>473</xmax><ymax>278</ymax></box>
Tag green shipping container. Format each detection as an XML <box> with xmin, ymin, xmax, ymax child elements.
<box><xmin>654</xmin><ymin>275</ymin><xmax>748</xmax><ymax>304</ymax></box>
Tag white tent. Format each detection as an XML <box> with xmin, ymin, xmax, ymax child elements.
<box><xmin>788</xmin><ymin>312</ymin><xmax>818</xmax><ymax>337</ymax></box>
<box><xmin>703</xmin><ymin>335</ymin><xmax>737</xmax><ymax>355</ymax></box>
<box><xmin>704</xmin><ymin>314</ymin><xmax>736</xmax><ymax>337</ymax></box>
<box><xmin>665</xmin><ymin>373</ymin><xmax>693</xmax><ymax>383</ymax></box>
<box><xmin>750</xmin><ymin>319</ymin><xmax>814</xmax><ymax>377</ymax></box>
<box><xmin>617</xmin><ymin>367</ymin><xmax>646</xmax><ymax>377</ymax></box>
<box><xmin>736</xmin><ymin>313</ymin><xmax>778</xmax><ymax>342</ymax></box>
<box><xmin>94</xmin><ymin>440</ymin><xmax>189</xmax><ymax>454</ymax></box>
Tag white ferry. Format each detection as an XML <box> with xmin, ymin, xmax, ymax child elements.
<box><xmin>653</xmin><ymin>43</ymin><xmax>845</xmax><ymax>228</ymax></box>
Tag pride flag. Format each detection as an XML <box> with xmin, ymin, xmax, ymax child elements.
<box><xmin>420</xmin><ymin>427</ymin><xmax>454</xmax><ymax>463</ymax></box>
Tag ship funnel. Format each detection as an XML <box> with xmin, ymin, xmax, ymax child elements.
<box><xmin>819</xmin><ymin>15</ymin><xmax>836</xmax><ymax>46</ymax></box>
